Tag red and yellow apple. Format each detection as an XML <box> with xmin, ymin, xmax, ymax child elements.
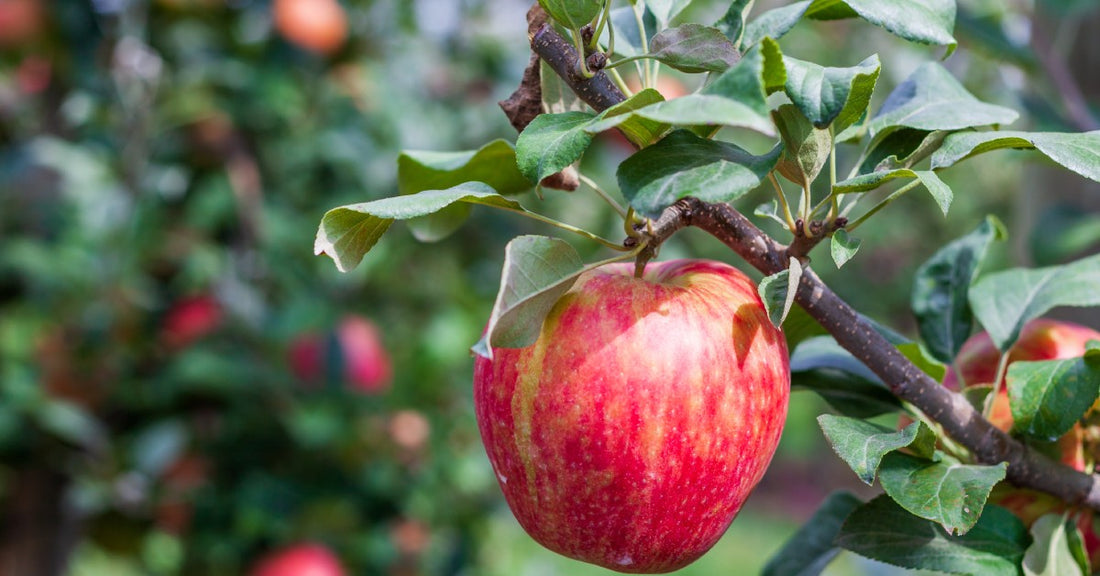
<box><xmin>289</xmin><ymin>314</ymin><xmax>392</xmax><ymax>393</ymax></box>
<box><xmin>249</xmin><ymin>542</ymin><xmax>346</xmax><ymax>576</ymax></box>
<box><xmin>272</xmin><ymin>0</ymin><xmax>347</xmax><ymax>56</ymax></box>
<box><xmin>946</xmin><ymin>319</ymin><xmax>1100</xmax><ymax>566</ymax></box>
<box><xmin>474</xmin><ymin>259</ymin><xmax>790</xmax><ymax>573</ymax></box>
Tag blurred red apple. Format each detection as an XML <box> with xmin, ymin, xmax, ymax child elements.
<box><xmin>250</xmin><ymin>543</ymin><xmax>346</xmax><ymax>576</ymax></box>
<box><xmin>289</xmin><ymin>315</ymin><xmax>392</xmax><ymax>393</ymax></box>
<box><xmin>474</xmin><ymin>259</ymin><xmax>789</xmax><ymax>573</ymax></box>
<box><xmin>161</xmin><ymin>294</ymin><xmax>222</xmax><ymax>350</ymax></box>
<box><xmin>272</xmin><ymin>0</ymin><xmax>347</xmax><ymax>56</ymax></box>
<box><xmin>0</xmin><ymin>0</ymin><xmax>45</xmax><ymax>48</ymax></box>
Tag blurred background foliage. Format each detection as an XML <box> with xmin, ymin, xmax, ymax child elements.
<box><xmin>0</xmin><ymin>0</ymin><xmax>1097</xmax><ymax>574</ymax></box>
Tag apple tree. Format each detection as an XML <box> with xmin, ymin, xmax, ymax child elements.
<box><xmin>316</xmin><ymin>0</ymin><xmax>1100</xmax><ymax>574</ymax></box>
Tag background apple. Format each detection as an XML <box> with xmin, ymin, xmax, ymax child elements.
<box><xmin>947</xmin><ymin>319</ymin><xmax>1100</xmax><ymax>566</ymax></box>
<box><xmin>161</xmin><ymin>294</ymin><xmax>222</xmax><ymax>351</ymax></box>
<box><xmin>289</xmin><ymin>314</ymin><xmax>392</xmax><ymax>393</ymax></box>
<box><xmin>249</xmin><ymin>542</ymin><xmax>345</xmax><ymax>576</ymax></box>
<box><xmin>272</xmin><ymin>0</ymin><xmax>347</xmax><ymax>56</ymax></box>
<box><xmin>474</xmin><ymin>259</ymin><xmax>790</xmax><ymax>573</ymax></box>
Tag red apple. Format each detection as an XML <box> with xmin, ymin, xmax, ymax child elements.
<box><xmin>250</xmin><ymin>543</ymin><xmax>346</xmax><ymax>576</ymax></box>
<box><xmin>272</xmin><ymin>0</ymin><xmax>347</xmax><ymax>56</ymax></box>
<box><xmin>289</xmin><ymin>315</ymin><xmax>392</xmax><ymax>393</ymax></box>
<box><xmin>473</xmin><ymin>259</ymin><xmax>790</xmax><ymax>573</ymax></box>
<box><xmin>161</xmin><ymin>295</ymin><xmax>222</xmax><ymax>350</ymax></box>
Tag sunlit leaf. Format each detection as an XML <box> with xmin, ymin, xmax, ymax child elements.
<box><xmin>878</xmin><ymin>452</ymin><xmax>1006</xmax><ymax>535</ymax></box>
<box><xmin>1007</xmin><ymin>356</ymin><xmax>1100</xmax><ymax>442</ymax></box>
<box><xmin>762</xmin><ymin>491</ymin><xmax>862</xmax><ymax>576</ymax></box>
<box><xmin>818</xmin><ymin>414</ymin><xmax>936</xmax><ymax>485</ymax></box>
<box><xmin>930</xmin><ymin>131</ymin><xmax>1100</xmax><ymax>183</ymax></box>
<box><xmin>516</xmin><ymin>111</ymin><xmax>597</xmax><ymax>185</ymax></box>
<box><xmin>742</xmin><ymin>1</ymin><xmax>811</xmax><ymax>48</ymax></box>
<box><xmin>805</xmin><ymin>0</ymin><xmax>957</xmax><ymax>54</ymax></box>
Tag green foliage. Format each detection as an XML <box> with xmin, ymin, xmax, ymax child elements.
<box><xmin>818</xmin><ymin>414</ymin><xmax>936</xmax><ymax>485</ymax></box>
<box><xmin>931</xmin><ymin>131</ymin><xmax>1100</xmax><ymax>183</ymax></box>
<box><xmin>516</xmin><ymin>112</ymin><xmax>598</xmax><ymax>184</ymax></box>
<box><xmin>829</xmin><ymin>229</ymin><xmax>861</xmax><ymax>268</ymax></box>
<box><xmin>789</xmin><ymin>337</ymin><xmax>903</xmax><ymax>418</ymax></box>
<box><xmin>878</xmin><ymin>452</ymin><xmax>1006</xmax><ymax>535</ymax></box>
<box><xmin>911</xmin><ymin>216</ymin><xmax>1006</xmax><ymax>363</ymax></box>
<box><xmin>647</xmin><ymin>24</ymin><xmax>740</xmax><ymax>73</ymax></box>
<box><xmin>1023</xmin><ymin>514</ymin><xmax>1089</xmax><ymax>576</ymax></box>
<box><xmin>758</xmin><ymin>257</ymin><xmax>802</xmax><ymax>327</ymax></box>
<box><xmin>761</xmin><ymin>491</ymin><xmax>862</xmax><ymax>576</ymax></box>
<box><xmin>781</xmin><ymin>54</ymin><xmax>880</xmax><ymax>131</ymax></box>
<box><xmin>805</xmin><ymin>0</ymin><xmax>958</xmax><ymax>54</ymax></box>
<box><xmin>539</xmin><ymin>0</ymin><xmax>605</xmax><ymax>29</ymax></box>
<box><xmin>1007</xmin><ymin>356</ymin><xmax>1100</xmax><ymax>442</ymax></box>
<box><xmin>970</xmin><ymin>253</ymin><xmax>1100</xmax><ymax>351</ymax></box>
<box><xmin>837</xmin><ymin>497</ymin><xmax>1030</xmax><ymax>576</ymax></box>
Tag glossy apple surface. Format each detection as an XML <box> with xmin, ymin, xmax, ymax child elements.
<box><xmin>474</xmin><ymin>259</ymin><xmax>790</xmax><ymax>573</ymax></box>
<box><xmin>250</xmin><ymin>543</ymin><xmax>345</xmax><ymax>576</ymax></box>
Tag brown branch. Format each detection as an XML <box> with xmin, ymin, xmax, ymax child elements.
<box><xmin>645</xmin><ymin>198</ymin><xmax>1100</xmax><ymax>511</ymax></box>
<box><xmin>521</xmin><ymin>15</ymin><xmax>1100</xmax><ymax>512</ymax></box>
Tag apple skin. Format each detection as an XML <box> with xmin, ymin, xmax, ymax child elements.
<box><xmin>272</xmin><ymin>0</ymin><xmax>348</xmax><ymax>56</ymax></box>
<box><xmin>289</xmin><ymin>315</ymin><xmax>392</xmax><ymax>393</ymax></box>
<box><xmin>249</xmin><ymin>543</ymin><xmax>346</xmax><ymax>576</ymax></box>
<box><xmin>474</xmin><ymin>259</ymin><xmax>790</xmax><ymax>573</ymax></box>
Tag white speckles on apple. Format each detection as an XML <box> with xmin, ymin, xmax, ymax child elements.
<box><xmin>498</xmin><ymin>472</ymin><xmax>508</xmax><ymax>485</ymax></box>
<box><xmin>617</xmin><ymin>554</ymin><xmax>634</xmax><ymax>566</ymax></box>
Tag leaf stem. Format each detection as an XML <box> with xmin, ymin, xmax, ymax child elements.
<box><xmin>768</xmin><ymin>172</ymin><xmax>797</xmax><ymax>232</ymax></box>
<box><xmin>572</xmin><ymin>27</ymin><xmax>593</xmax><ymax>78</ymax></box>
<box><xmin>827</xmin><ymin>129</ymin><xmax>839</xmax><ymax>221</ymax></box>
<box><xmin>843</xmin><ymin>179</ymin><xmax>923</xmax><ymax>232</ymax></box>
<box><xmin>984</xmin><ymin>351</ymin><xmax>1013</xmax><ymax>420</ymax></box>
<box><xmin>501</xmin><ymin>207</ymin><xmax>630</xmax><ymax>251</ymax></box>
<box><xmin>632</xmin><ymin>2</ymin><xmax>651</xmax><ymax>86</ymax></box>
<box><xmin>578</xmin><ymin>172</ymin><xmax>629</xmax><ymax>218</ymax></box>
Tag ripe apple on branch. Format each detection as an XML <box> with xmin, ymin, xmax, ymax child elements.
<box><xmin>314</xmin><ymin>0</ymin><xmax>1100</xmax><ymax>573</ymax></box>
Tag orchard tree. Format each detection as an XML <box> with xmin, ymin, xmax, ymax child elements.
<box><xmin>315</xmin><ymin>0</ymin><xmax>1100</xmax><ymax>574</ymax></box>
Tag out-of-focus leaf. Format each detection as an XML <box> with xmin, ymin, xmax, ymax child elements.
<box><xmin>838</xmin><ymin>497</ymin><xmax>1029</xmax><ymax>576</ymax></box>
<box><xmin>791</xmin><ymin>337</ymin><xmax>902</xmax><ymax>418</ymax></box>
<box><xmin>912</xmin><ymin>216</ymin><xmax>1005</xmax><ymax>363</ymax></box>
<box><xmin>1030</xmin><ymin>205</ymin><xmax>1100</xmax><ymax>266</ymax></box>
<box><xmin>878</xmin><ymin>452</ymin><xmax>1006</xmax><ymax>535</ymax></box>
<box><xmin>132</xmin><ymin>420</ymin><xmax>188</xmax><ymax>477</ymax></box>
<box><xmin>539</xmin><ymin>0</ymin><xmax>603</xmax><ymax>29</ymax></box>
<box><xmin>715</xmin><ymin>0</ymin><xmax>754</xmax><ymax>46</ymax></box>
<box><xmin>930</xmin><ymin>131</ymin><xmax>1100</xmax><ymax>183</ymax></box>
<box><xmin>762</xmin><ymin>491</ymin><xmax>862</xmax><ymax>576</ymax></box>
<box><xmin>818</xmin><ymin>414</ymin><xmax>935</xmax><ymax>485</ymax></box>
<box><xmin>969</xmin><ymin>253</ymin><xmax>1100</xmax><ymax>351</ymax></box>
<box><xmin>897</xmin><ymin>342</ymin><xmax>947</xmax><ymax>382</ymax></box>
<box><xmin>858</xmin><ymin>129</ymin><xmax>947</xmax><ymax>175</ymax></box>
<box><xmin>610</xmin><ymin>6</ymin><xmax>658</xmax><ymax>58</ymax></box>
<box><xmin>617</xmin><ymin>130</ymin><xmax>782</xmax><ymax>218</ymax></box>
<box><xmin>647</xmin><ymin>0</ymin><xmax>694</xmax><ymax>26</ymax></box>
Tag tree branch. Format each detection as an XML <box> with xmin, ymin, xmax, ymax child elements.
<box><xmin>521</xmin><ymin>13</ymin><xmax>1100</xmax><ymax>512</ymax></box>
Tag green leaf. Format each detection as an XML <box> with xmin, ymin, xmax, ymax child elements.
<box><xmin>397</xmin><ymin>140</ymin><xmax>533</xmax><ymax>241</ymax></box>
<box><xmin>760</xmin><ymin>37</ymin><xmax>787</xmax><ymax>94</ymax></box>
<box><xmin>584</xmin><ymin>88</ymin><xmax>669</xmax><ymax>148</ymax></box>
<box><xmin>834</xmin><ymin>169</ymin><xmax>953</xmax><ymax>215</ymax></box>
<box><xmin>897</xmin><ymin>342</ymin><xmax>947</xmax><ymax>382</ymax></box>
<box><xmin>541</xmin><ymin>60</ymin><xmax>587</xmax><ymax>114</ymax></box>
<box><xmin>1023</xmin><ymin>514</ymin><xmax>1089</xmax><ymax>576</ymax></box>
<box><xmin>649</xmin><ymin>24</ymin><xmax>740</xmax><ymax>73</ymax></box>
<box><xmin>762</xmin><ymin>491</ymin><xmax>862</xmax><ymax>576</ymax></box>
<box><xmin>35</xmin><ymin>400</ymin><xmax>108</xmax><ymax>452</ymax></box>
<box><xmin>647</xmin><ymin>0</ymin><xmax>694</xmax><ymax>26</ymax></box>
<box><xmin>969</xmin><ymin>253</ymin><xmax>1100</xmax><ymax>351</ymax></box>
<box><xmin>473</xmin><ymin>236</ymin><xmax>586</xmax><ymax>359</ymax></box>
<box><xmin>610</xmin><ymin>6</ymin><xmax>658</xmax><ymax>58</ymax></box>
<box><xmin>782</xmin><ymin>304</ymin><xmax>829</xmax><ymax>351</ymax></box>
<box><xmin>539</xmin><ymin>0</ymin><xmax>603</xmax><ymax>29</ymax></box>
<box><xmin>1007</xmin><ymin>357</ymin><xmax>1100</xmax><ymax>442</ymax></box>
<box><xmin>858</xmin><ymin>129</ymin><xmax>947</xmax><ymax>175</ymax></box>
<box><xmin>1030</xmin><ymin>205</ymin><xmax>1100</xmax><ymax>267</ymax></box>
<box><xmin>754</xmin><ymin>200</ymin><xmax>788</xmax><ymax>227</ymax></box>
<box><xmin>805</xmin><ymin>0</ymin><xmax>957</xmax><ymax>54</ymax></box>
<box><xmin>818</xmin><ymin>414</ymin><xmax>936</xmax><ymax>485</ymax></box>
<box><xmin>830</xmin><ymin>229</ymin><xmax>861</xmax><ymax>269</ymax></box>
<box><xmin>930</xmin><ymin>131</ymin><xmax>1100</xmax><ymax>183</ymax></box>
<box><xmin>912</xmin><ymin>216</ymin><xmax>1006</xmax><ymax>364</ymax></box>
<box><xmin>758</xmin><ymin>257</ymin><xmax>802</xmax><ymax>327</ymax></box>
<box><xmin>742</xmin><ymin>1</ymin><xmax>811</xmax><ymax>48</ymax></box>
<box><xmin>715</xmin><ymin>0</ymin><xmax>754</xmax><ymax>46</ymax></box>
<box><xmin>879</xmin><ymin>452</ymin><xmax>1007</xmax><ymax>535</ymax></box>
<box><xmin>315</xmin><ymin>182</ymin><xmax>523</xmax><ymax>272</ymax></box>
<box><xmin>617</xmin><ymin>129</ymin><xmax>782</xmax><ymax>218</ymax></box>
<box><xmin>791</xmin><ymin>336</ymin><xmax>902</xmax><ymax>418</ymax></box>
<box><xmin>837</xmin><ymin>497</ymin><xmax>1030</xmax><ymax>576</ymax></box>
<box><xmin>783</xmin><ymin>54</ymin><xmax>880</xmax><ymax>132</ymax></box>
<box><xmin>515</xmin><ymin>111</ymin><xmax>597</xmax><ymax>185</ymax></box>
<box><xmin>772</xmin><ymin>104</ymin><xmax>832</xmax><ymax>188</ymax></box>
<box><xmin>868</xmin><ymin>63</ymin><xmax>1019</xmax><ymax>138</ymax></box>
